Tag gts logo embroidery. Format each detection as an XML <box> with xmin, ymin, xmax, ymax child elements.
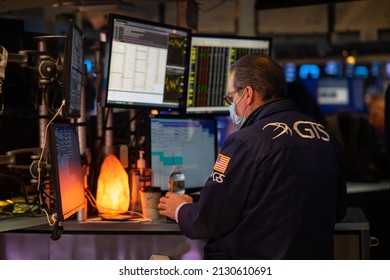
<box><xmin>263</xmin><ymin>121</ymin><xmax>330</xmax><ymax>141</ymax></box>
<box><xmin>262</xmin><ymin>122</ymin><xmax>292</xmax><ymax>139</ymax></box>
<box><xmin>211</xmin><ymin>172</ymin><xmax>225</xmax><ymax>184</ymax></box>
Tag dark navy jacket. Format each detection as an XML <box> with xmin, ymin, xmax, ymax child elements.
<box><xmin>177</xmin><ymin>98</ymin><xmax>347</xmax><ymax>259</ymax></box>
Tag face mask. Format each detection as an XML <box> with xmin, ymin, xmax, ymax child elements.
<box><xmin>228</xmin><ymin>93</ymin><xmax>248</xmax><ymax>126</ymax></box>
<box><xmin>229</xmin><ymin>102</ymin><xmax>246</xmax><ymax>126</ymax></box>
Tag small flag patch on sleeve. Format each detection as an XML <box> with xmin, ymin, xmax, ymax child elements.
<box><xmin>213</xmin><ymin>153</ymin><xmax>230</xmax><ymax>173</ymax></box>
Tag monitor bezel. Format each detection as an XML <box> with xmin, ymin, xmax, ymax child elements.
<box><xmin>185</xmin><ymin>33</ymin><xmax>272</xmax><ymax>116</ymax></box>
<box><xmin>61</xmin><ymin>19</ymin><xmax>85</xmax><ymax>119</ymax></box>
<box><xmin>101</xmin><ymin>14</ymin><xmax>192</xmax><ymax>113</ymax></box>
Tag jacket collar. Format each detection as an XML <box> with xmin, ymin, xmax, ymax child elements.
<box><xmin>241</xmin><ymin>98</ymin><xmax>299</xmax><ymax>128</ymax></box>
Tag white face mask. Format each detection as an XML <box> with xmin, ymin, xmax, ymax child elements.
<box><xmin>228</xmin><ymin>93</ymin><xmax>248</xmax><ymax>126</ymax></box>
<box><xmin>229</xmin><ymin>102</ymin><xmax>246</xmax><ymax>126</ymax></box>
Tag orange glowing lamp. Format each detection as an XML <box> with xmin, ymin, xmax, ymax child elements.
<box><xmin>96</xmin><ymin>154</ymin><xmax>130</xmax><ymax>214</ymax></box>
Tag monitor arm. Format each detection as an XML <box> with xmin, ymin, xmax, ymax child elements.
<box><xmin>37</xmin><ymin>55</ymin><xmax>62</xmax><ymax>88</ymax></box>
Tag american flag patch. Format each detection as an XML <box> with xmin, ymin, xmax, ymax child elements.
<box><xmin>213</xmin><ymin>154</ymin><xmax>230</xmax><ymax>173</ymax></box>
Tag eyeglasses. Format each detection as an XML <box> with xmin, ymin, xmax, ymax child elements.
<box><xmin>224</xmin><ymin>88</ymin><xmax>243</xmax><ymax>105</ymax></box>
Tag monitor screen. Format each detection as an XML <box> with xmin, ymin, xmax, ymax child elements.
<box><xmin>315</xmin><ymin>78</ymin><xmax>365</xmax><ymax>114</ymax></box>
<box><xmin>186</xmin><ymin>34</ymin><xmax>271</xmax><ymax>115</ymax></box>
<box><xmin>102</xmin><ymin>14</ymin><xmax>191</xmax><ymax>111</ymax></box>
<box><xmin>283</xmin><ymin>62</ymin><xmax>297</xmax><ymax>83</ymax></box>
<box><xmin>61</xmin><ymin>19</ymin><xmax>84</xmax><ymax>119</ymax></box>
<box><xmin>48</xmin><ymin>123</ymin><xmax>85</xmax><ymax>222</ymax></box>
<box><xmin>299</xmin><ymin>64</ymin><xmax>320</xmax><ymax>79</ymax></box>
<box><xmin>317</xmin><ymin>78</ymin><xmax>349</xmax><ymax>106</ymax></box>
<box><xmin>324</xmin><ymin>60</ymin><xmax>343</xmax><ymax>77</ymax></box>
<box><xmin>149</xmin><ymin>116</ymin><xmax>217</xmax><ymax>193</ymax></box>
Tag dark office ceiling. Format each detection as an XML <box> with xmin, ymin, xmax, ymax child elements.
<box><xmin>0</xmin><ymin>0</ymin><xmax>365</xmax><ymax>12</ymax></box>
<box><xmin>0</xmin><ymin>0</ymin><xmax>388</xmax><ymax>61</ymax></box>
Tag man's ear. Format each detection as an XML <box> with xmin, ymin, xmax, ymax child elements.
<box><xmin>245</xmin><ymin>86</ymin><xmax>254</xmax><ymax>105</ymax></box>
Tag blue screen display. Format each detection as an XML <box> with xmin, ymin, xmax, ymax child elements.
<box><xmin>150</xmin><ymin>117</ymin><xmax>217</xmax><ymax>192</ymax></box>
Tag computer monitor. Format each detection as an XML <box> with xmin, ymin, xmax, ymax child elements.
<box><xmin>61</xmin><ymin>19</ymin><xmax>85</xmax><ymax>119</ymax></box>
<box><xmin>299</xmin><ymin>64</ymin><xmax>320</xmax><ymax>79</ymax></box>
<box><xmin>102</xmin><ymin>14</ymin><xmax>191</xmax><ymax>112</ymax></box>
<box><xmin>316</xmin><ymin>78</ymin><xmax>365</xmax><ymax>114</ymax></box>
<box><xmin>324</xmin><ymin>60</ymin><xmax>343</xmax><ymax>77</ymax></box>
<box><xmin>186</xmin><ymin>34</ymin><xmax>271</xmax><ymax>115</ymax></box>
<box><xmin>317</xmin><ymin>78</ymin><xmax>349</xmax><ymax>106</ymax></box>
<box><xmin>149</xmin><ymin>116</ymin><xmax>217</xmax><ymax>193</ymax></box>
<box><xmin>48</xmin><ymin>122</ymin><xmax>85</xmax><ymax>224</ymax></box>
<box><xmin>283</xmin><ymin>62</ymin><xmax>297</xmax><ymax>83</ymax></box>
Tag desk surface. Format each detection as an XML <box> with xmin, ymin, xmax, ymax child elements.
<box><xmin>2</xmin><ymin>207</ymin><xmax>368</xmax><ymax>234</ymax></box>
<box><xmin>8</xmin><ymin>217</ymin><xmax>181</xmax><ymax>234</ymax></box>
<box><xmin>0</xmin><ymin>215</ymin><xmax>47</xmax><ymax>233</ymax></box>
<box><xmin>1</xmin><ymin>181</ymin><xmax>385</xmax><ymax>233</ymax></box>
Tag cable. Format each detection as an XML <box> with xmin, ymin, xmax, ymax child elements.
<box><xmin>36</xmin><ymin>99</ymin><xmax>66</xmax><ymax>226</ymax></box>
<box><xmin>42</xmin><ymin>84</ymin><xmax>62</xmax><ymax>117</ymax></box>
<box><xmin>50</xmin><ymin>220</ymin><xmax>63</xmax><ymax>241</ymax></box>
<box><xmin>85</xmin><ymin>188</ymin><xmax>97</xmax><ymax>208</ymax></box>
<box><xmin>0</xmin><ymin>174</ymin><xmax>29</xmax><ymax>204</ymax></box>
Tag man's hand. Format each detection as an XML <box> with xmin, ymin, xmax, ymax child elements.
<box><xmin>158</xmin><ymin>192</ymin><xmax>193</xmax><ymax>221</ymax></box>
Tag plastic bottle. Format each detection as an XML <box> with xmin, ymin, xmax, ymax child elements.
<box><xmin>169</xmin><ymin>165</ymin><xmax>185</xmax><ymax>195</ymax></box>
<box><xmin>130</xmin><ymin>151</ymin><xmax>152</xmax><ymax>212</ymax></box>
<box><xmin>137</xmin><ymin>151</ymin><xmax>152</xmax><ymax>188</ymax></box>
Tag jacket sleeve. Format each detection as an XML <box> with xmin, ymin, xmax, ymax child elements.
<box><xmin>177</xmin><ymin>133</ymin><xmax>256</xmax><ymax>239</ymax></box>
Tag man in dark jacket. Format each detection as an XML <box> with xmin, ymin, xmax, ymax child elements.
<box><xmin>158</xmin><ymin>53</ymin><xmax>347</xmax><ymax>260</ymax></box>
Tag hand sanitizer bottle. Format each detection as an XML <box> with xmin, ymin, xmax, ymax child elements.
<box><xmin>130</xmin><ymin>151</ymin><xmax>152</xmax><ymax>212</ymax></box>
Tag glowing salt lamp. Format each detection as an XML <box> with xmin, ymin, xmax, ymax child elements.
<box><xmin>96</xmin><ymin>154</ymin><xmax>130</xmax><ymax>214</ymax></box>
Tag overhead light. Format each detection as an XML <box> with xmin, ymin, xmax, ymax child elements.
<box><xmin>346</xmin><ymin>55</ymin><xmax>356</xmax><ymax>65</ymax></box>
